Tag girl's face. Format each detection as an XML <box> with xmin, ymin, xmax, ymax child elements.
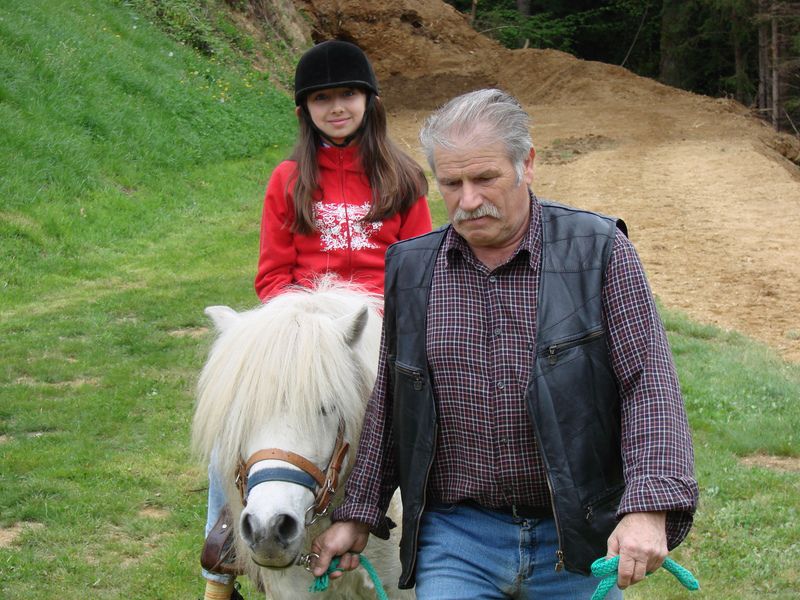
<box><xmin>302</xmin><ymin>87</ymin><xmax>368</xmax><ymax>145</ymax></box>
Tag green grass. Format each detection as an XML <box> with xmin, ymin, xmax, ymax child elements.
<box><xmin>1</xmin><ymin>1</ymin><xmax>799</xmax><ymax>599</ymax></box>
<box><xmin>0</xmin><ymin>0</ymin><xmax>294</xmax><ymax>304</ymax></box>
<box><xmin>624</xmin><ymin>312</ymin><xmax>800</xmax><ymax>599</ymax></box>
<box><xmin>0</xmin><ymin>1</ymin><xmax>293</xmax><ymax>597</ymax></box>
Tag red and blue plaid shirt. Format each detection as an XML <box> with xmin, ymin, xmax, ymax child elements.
<box><xmin>335</xmin><ymin>196</ymin><xmax>698</xmax><ymax>547</ymax></box>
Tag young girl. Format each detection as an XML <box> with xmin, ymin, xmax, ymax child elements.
<box><xmin>254</xmin><ymin>39</ymin><xmax>431</xmax><ymax>301</ymax></box>
<box><xmin>201</xmin><ymin>40</ymin><xmax>431</xmax><ymax>600</ymax></box>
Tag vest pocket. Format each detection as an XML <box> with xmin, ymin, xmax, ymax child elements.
<box><xmin>394</xmin><ymin>360</ymin><xmax>424</xmax><ymax>390</ymax></box>
<box><xmin>583</xmin><ymin>483</ymin><xmax>625</xmax><ymax>523</ymax></box>
<box><xmin>540</xmin><ymin>327</ymin><xmax>605</xmax><ymax>366</ymax></box>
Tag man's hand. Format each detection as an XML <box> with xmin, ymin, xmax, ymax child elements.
<box><xmin>310</xmin><ymin>520</ymin><xmax>371</xmax><ymax>578</ymax></box>
<box><xmin>606</xmin><ymin>511</ymin><xmax>668</xmax><ymax>589</ymax></box>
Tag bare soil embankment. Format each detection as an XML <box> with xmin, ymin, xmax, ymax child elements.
<box><xmin>298</xmin><ymin>0</ymin><xmax>800</xmax><ymax>361</ymax></box>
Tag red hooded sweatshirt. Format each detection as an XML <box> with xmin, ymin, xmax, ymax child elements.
<box><xmin>255</xmin><ymin>145</ymin><xmax>432</xmax><ymax>301</ymax></box>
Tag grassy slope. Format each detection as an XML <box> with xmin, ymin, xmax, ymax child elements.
<box><xmin>0</xmin><ymin>1</ymin><xmax>798</xmax><ymax>598</ymax></box>
<box><xmin>0</xmin><ymin>1</ymin><xmax>295</xmax><ymax>597</ymax></box>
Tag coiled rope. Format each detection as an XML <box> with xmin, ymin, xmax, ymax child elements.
<box><xmin>309</xmin><ymin>554</ymin><xmax>389</xmax><ymax>600</ymax></box>
<box><xmin>590</xmin><ymin>555</ymin><xmax>700</xmax><ymax>599</ymax></box>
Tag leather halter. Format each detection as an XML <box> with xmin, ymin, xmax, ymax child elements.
<box><xmin>235</xmin><ymin>419</ymin><xmax>350</xmax><ymax>524</ymax></box>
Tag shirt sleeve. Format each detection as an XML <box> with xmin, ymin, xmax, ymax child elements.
<box><xmin>331</xmin><ymin>322</ymin><xmax>400</xmax><ymax>533</ymax></box>
<box><xmin>603</xmin><ymin>230</ymin><xmax>699</xmax><ymax>549</ymax></box>
<box><xmin>254</xmin><ymin>164</ymin><xmax>297</xmax><ymax>302</ymax></box>
<box><xmin>398</xmin><ymin>195</ymin><xmax>432</xmax><ymax>240</ymax></box>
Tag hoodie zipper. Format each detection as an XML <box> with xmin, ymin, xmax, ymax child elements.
<box><xmin>338</xmin><ymin>148</ymin><xmax>354</xmax><ymax>273</ymax></box>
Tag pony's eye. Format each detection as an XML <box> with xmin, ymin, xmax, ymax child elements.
<box><xmin>319</xmin><ymin>404</ymin><xmax>337</xmax><ymax>417</ymax></box>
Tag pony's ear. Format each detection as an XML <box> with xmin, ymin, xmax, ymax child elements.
<box><xmin>337</xmin><ymin>306</ymin><xmax>369</xmax><ymax>347</ymax></box>
<box><xmin>204</xmin><ymin>305</ymin><xmax>240</xmax><ymax>332</ymax></box>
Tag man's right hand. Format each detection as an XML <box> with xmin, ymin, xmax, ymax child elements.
<box><xmin>310</xmin><ymin>520</ymin><xmax>371</xmax><ymax>578</ymax></box>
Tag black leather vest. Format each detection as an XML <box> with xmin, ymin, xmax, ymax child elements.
<box><xmin>383</xmin><ymin>201</ymin><xmax>626</xmax><ymax>588</ymax></box>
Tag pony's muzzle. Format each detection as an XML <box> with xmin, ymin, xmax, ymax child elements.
<box><xmin>240</xmin><ymin>511</ymin><xmax>303</xmax><ymax>558</ymax></box>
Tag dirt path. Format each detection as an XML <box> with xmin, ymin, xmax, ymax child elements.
<box><xmin>389</xmin><ymin>94</ymin><xmax>800</xmax><ymax>362</ymax></box>
<box><xmin>299</xmin><ymin>0</ymin><xmax>800</xmax><ymax>362</ymax></box>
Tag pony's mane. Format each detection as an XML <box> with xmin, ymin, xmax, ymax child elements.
<box><xmin>192</xmin><ymin>279</ymin><xmax>382</xmax><ymax>482</ymax></box>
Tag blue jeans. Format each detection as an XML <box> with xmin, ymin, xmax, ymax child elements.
<box><xmin>415</xmin><ymin>502</ymin><xmax>622</xmax><ymax>600</ymax></box>
<box><xmin>202</xmin><ymin>456</ymin><xmax>234</xmax><ymax>584</ymax></box>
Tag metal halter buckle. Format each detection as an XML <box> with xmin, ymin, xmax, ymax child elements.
<box><xmin>296</xmin><ymin>552</ymin><xmax>319</xmax><ymax>572</ymax></box>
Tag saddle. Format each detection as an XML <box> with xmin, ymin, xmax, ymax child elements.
<box><xmin>200</xmin><ymin>504</ymin><xmax>245</xmax><ymax>577</ymax></box>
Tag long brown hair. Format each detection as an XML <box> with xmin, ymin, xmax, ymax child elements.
<box><xmin>287</xmin><ymin>93</ymin><xmax>428</xmax><ymax>235</ymax></box>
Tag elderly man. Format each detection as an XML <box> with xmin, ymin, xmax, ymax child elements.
<box><xmin>311</xmin><ymin>89</ymin><xmax>698</xmax><ymax>599</ymax></box>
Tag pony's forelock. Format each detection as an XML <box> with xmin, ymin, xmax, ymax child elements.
<box><xmin>191</xmin><ymin>279</ymin><xmax>382</xmax><ymax>492</ymax></box>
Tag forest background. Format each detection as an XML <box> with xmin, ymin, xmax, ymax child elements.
<box><xmin>447</xmin><ymin>0</ymin><xmax>800</xmax><ymax>133</ymax></box>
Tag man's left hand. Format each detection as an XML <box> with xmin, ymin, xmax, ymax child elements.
<box><xmin>606</xmin><ymin>511</ymin><xmax>668</xmax><ymax>589</ymax></box>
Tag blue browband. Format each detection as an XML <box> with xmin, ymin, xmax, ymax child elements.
<box><xmin>246</xmin><ymin>467</ymin><xmax>318</xmax><ymax>496</ymax></box>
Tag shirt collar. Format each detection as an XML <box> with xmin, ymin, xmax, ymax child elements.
<box><xmin>444</xmin><ymin>191</ymin><xmax>542</xmax><ymax>270</ymax></box>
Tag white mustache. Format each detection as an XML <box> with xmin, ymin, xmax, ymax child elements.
<box><xmin>453</xmin><ymin>203</ymin><xmax>501</xmax><ymax>223</ymax></box>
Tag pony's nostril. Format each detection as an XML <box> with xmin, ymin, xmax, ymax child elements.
<box><xmin>240</xmin><ymin>513</ymin><xmax>257</xmax><ymax>545</ymax></box>
<box><xmin>273</xmin><ymin>513</ymin><xmax>300</xmax><ymax>544</ymax></box>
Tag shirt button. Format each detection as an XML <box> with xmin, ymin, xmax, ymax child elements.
<box><xmin>489</xmin><ymin>275</ymin><xmax>497</xmax><ymax>283</ymax></box>
<box><xmin>494</xmin><ymin>327</ymin><xmax>502</xmax><ymax>336</ymax></box>
<box><xmin>497</xmin><ymin>381</ymin><xmax>505</xmax><ymax>389</ymax></box>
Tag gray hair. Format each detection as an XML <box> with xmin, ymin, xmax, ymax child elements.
<box><xmin>419</xmin><ymin>89</ymin><xmax>533</xmax><ymax>183</ymax></box>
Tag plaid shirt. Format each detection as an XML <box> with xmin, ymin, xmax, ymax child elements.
<box><xmin>335</xmin><ymin>196</ymin><xmax>698</xmax><ymax>547</ymax></box>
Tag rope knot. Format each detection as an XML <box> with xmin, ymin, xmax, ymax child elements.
<box><xmin>309</xmin><ymin>554</ymin><xmax>389</xmax><ymax>600</ymax></box>
<box><xmin>590</xmin><ymin>555</ymin><xmax>699</xmax><ymax>600</ymax></box>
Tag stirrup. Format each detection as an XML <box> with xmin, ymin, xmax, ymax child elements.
<box><xmin>200</xmin><ymin>504</ymin><xmax>245</xmax><ymax>576</ymax></box>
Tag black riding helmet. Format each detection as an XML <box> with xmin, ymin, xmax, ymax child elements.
<box><xmin>294</xmin><ymin>40</ymin><xmax>379</xmax><ymax>105</ymax></box>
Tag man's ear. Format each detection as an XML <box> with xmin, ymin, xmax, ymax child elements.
<box><xmin>523</xmin><ymin>147</ymin><xmax>536</xmax><ymax>185</ymax></box>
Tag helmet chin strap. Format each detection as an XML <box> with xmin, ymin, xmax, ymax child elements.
<box><xmin>320</xmin><ymin>131</ymin><xmax>356</xmax><ymax>148</ymax></box>
<box><xmin>304</xmin><ymin>93</ymin><xmax>375</xmax><ymax>148</ymax></box>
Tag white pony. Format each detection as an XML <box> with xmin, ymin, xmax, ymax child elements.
<box><xmin>192</xmin><ymin>279</ymin><xmax>412</xmax><ymax>599</ymax></box>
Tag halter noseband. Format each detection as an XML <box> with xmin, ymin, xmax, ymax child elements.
<box><xmin>235</xmin><ymin>419</ymin><xmax>349</xmax><ymax>525</ymax></box>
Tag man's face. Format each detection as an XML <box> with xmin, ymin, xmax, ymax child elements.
<box><xmin>434</xmin><ymin>140</ymin><xmax>534</xmax><ymax>253</ymax></box>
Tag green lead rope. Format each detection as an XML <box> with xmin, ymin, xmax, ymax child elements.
<box><xmin>309</xmin><ymin>555</ymin><xmax>389</xmax><ymax>600</ymax></box>
<box><xmin>590</xmin><ymin>555</ymin><xmax>700</xmax><ymax>600</ymax></box>
<box><xmin>310</xmin><ymin>553</ymin><xmax>698</xmax><ymax>600</ymax></box>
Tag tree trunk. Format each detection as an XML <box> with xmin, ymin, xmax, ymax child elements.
<box><xmin>772</xmin><ymin>8</ymin><xmax>779</xmax><ymax>130</ymax></box>
<box><xmin>470</xmin><ymin>0</ymin><xmax>478</xmax><ymax>26</ymax></box>
<box><xmin>733</xmin><ymin>36</ymin><xmax>746</xmax><ymax>102</ymax></box>
<box><xmin>758</xmin><ymin>0</ymin><xmax>770</xmax><ymax>113</ymax></box>
<box><xmin>731</xmin><ymin>9</ymin><xmax>747</xmax><ymax>103</ymax></box>
<box><xmin>516</xmin><ymin>0</ymin><xmax>531</xmax><ymax>17</ymax></box>
<box><xmin>659</xmin><ymin>0</ymin><xmax>684</xmax><ymax>87</ymax></box>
